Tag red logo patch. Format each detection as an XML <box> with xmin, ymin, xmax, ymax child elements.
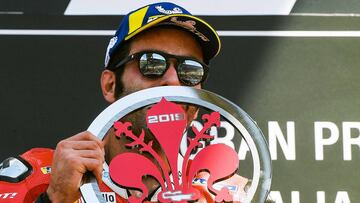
<box><xmin>109</xmin><ymin>98</ymin><xmax>239</xmax><ymax>202</ymax></box>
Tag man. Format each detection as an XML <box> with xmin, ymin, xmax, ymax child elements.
<box><xmin>0</xmin><ymin>2</ymin><xmax>224</xmax><ymax>203</ymax></box>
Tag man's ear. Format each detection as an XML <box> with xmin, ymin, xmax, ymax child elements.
<box><xmin>101</xmin><ymin>70</ymin><xmax>117</xmax><ymax>103</ymax></box>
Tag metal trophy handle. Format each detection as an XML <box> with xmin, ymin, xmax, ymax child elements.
<box><xmin>80</xmin><ymin>86</ymin><xmax>272</xmax><ymax>203</ymax></box>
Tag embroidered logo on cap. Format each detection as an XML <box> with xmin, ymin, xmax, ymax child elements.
<box><xmin>155</xmin><ymin>6</ymin><xmax>183</xmax><ymax>15</ymax></box>
<box><xmin>105</xmin><ymin>36</ymin><xmax>118</xmax><ymax>67</ymax></box>
<box><xmin>170</xmin><ymin>17</ymin><xmax>210</xmax><ymax>42</ymax></box>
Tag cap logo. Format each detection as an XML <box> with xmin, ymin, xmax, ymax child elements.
<box><xmin>147</xmin><ymin>15</ymin><xmax>164</xmax><ymax>23</ymax></box>
<box><xmin>155</xmin><ymin>5</ymin><xmax>183</xmax><ymax>15</ymax></box>
<box><xmin>104</xmin><ymin>36</ymin><xmax>118</xmax><ymax>67</ymax></box>
<box><xmin>170</xmin><ymin>17</ymin><xmax>210</xmax><ymax>42</ymax></box>
<box><xmin>170</xmin><ymin>17</ymin><xmax>196</xmax><ymax>29</ymax></box>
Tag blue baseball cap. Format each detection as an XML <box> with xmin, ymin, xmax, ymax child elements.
<box><xmin>104</xmin><ymin>2</ymin><xmax>221</xmax><ymax>68</ymax></box>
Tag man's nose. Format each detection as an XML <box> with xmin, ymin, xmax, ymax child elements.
<box><xmin>160</xmin><ymin>62</ymin><xmax>181</xmax><ymax>86</ymax></box>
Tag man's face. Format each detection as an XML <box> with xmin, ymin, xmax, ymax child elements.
<box><xmin>120</xmin><ymin>27</ymin><xmax>204</xmax><ymax>95</ymax></box>
<box><xmin>104</xmin><ymin>27</ymin><xmax>205</xmax><ymax>164</ymax></box>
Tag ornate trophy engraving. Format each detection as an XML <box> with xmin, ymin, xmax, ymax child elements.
<box><xmin>80</xmin><ymin>86</ymin><xmax>272</xmax><ymax>203</ymax></box>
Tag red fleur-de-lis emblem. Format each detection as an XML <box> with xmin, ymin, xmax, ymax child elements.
<box><xmin>109</xmin><ymin>98</ymin><xmax>239</xmax><ymax>202</ymax></box>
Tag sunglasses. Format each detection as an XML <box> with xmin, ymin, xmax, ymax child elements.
<box><xmin>113</xmin><ymin>51</ymin><xmax>209</xmax><ymax>86</ymax></box>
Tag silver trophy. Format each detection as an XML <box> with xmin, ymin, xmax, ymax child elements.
<box><xmin>80</xmin><ymin>86</ymin><xmax>272</xmax><ymax>203</ymax></box>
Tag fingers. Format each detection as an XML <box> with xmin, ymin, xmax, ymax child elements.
<box><xmin>56</xmin><ymin>131</ymin><xmax>105</xmax><ymax>161</ymax></box>
<box><xmin>79</xmin><ymin>157</ymin><xmax>104</xmax><ymax>183</ymax></box>
<box><xmin>55</xmin><ymin>131</ymin><xmax>105</xmax><ymax>176</ymax></box>
<box><xmin>76</xmin><ymin>149</ymin><xmax>105</xmax><ymax>160</ymax></box>
<box><xmin>74</xmin><ymin>149</ymin><xmax>105</xmax><ymax>182</ymax></box>
<box><xmin>59</xmin><ymin>140</ymin><xmax>105</xmax><ymax>156</ymax></box>
<box><xmin>66</xmin><ymin>131</ymin><xmax>104</xmax><ymax>148</ymax></box>
<box><xmin>47</xmin><ymin>131</ymin><xmax>105</xmax><ymax>202</ymax></box>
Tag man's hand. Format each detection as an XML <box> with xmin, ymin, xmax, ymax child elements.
<box><xmin>46</xmin><ymin>131</ymin><xmax>105</xmax><ymax>203</ymax></box>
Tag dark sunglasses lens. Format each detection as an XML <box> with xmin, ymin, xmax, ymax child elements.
<box><xmin>139</xmin><ymin>53</ymin><xmax>167</xmax><ymax>77</ymax></box>
<box><xmin>178</xmin><ymin>60</ymin><xmax>205</xmax><ymax>86</ymax></box>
